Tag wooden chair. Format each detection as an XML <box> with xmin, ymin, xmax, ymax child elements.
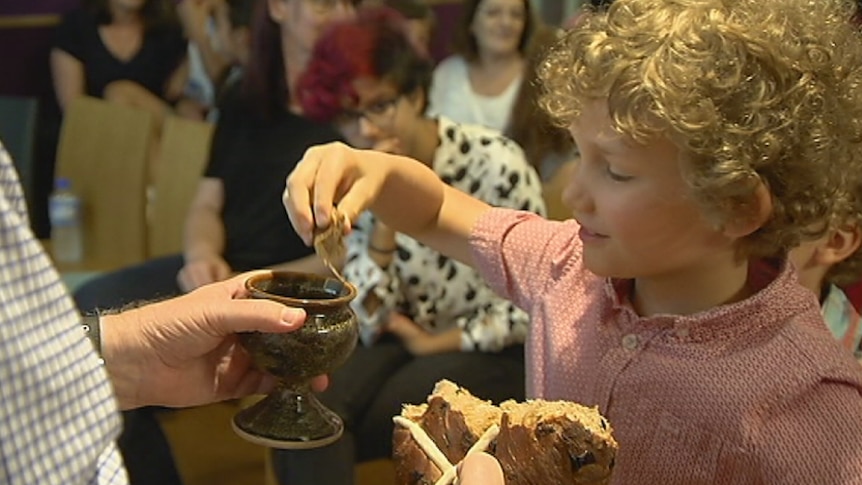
<box><xmin>54</xmin><ymin>96</ymin><xmax>153</xmax><ymax>271</ymax></box>
<box><xmin>148</xmin><ymin>115</ymin><xmax>214</xmax><ymax>257</ymax></box>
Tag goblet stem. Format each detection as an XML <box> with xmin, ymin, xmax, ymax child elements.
<box><xmin>232</xmin><ymin>380</ymin><xmax>344</xmax><ymax>449</ymax></box>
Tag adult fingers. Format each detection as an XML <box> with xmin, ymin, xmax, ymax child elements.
<box><xmin>205</xmin><ymin>298</ymin><xmax>307</xmax><ymax>336</ymax></box>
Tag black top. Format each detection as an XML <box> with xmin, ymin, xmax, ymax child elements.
<box><xmin>53</xmin><ymin>9</ymin><xmax>186</xmax><ymax>99</ymax></box>
<box><xmin>206</xmin><ymin>86</ymin><xmax>343</xmax><ymax>271</ymax></box>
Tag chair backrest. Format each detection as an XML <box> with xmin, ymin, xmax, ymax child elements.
<box><xmin>55</xmin><ymin>96</ymin><xmax>153</xmax><ymax>270</ymax></box>
<box><xmin>148</xmin><ymin>115</ymin><xmax>214</xmax><ymax>257</ymax></box>
<box><xmin>0</xmin><ymin>95</ymin><xmax>39</xmax><ymax>212</ymax></box>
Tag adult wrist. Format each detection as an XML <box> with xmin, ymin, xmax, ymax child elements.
<box><xmin>82</xmin><ymin>314</ymin><xmax>103</xmax><ymax>364</ymax></box>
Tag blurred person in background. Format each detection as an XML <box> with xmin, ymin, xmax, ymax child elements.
<box><xmin>50</xmin><ymin>0</ymin><xmax>189</xmax><ymax>117</ymax></box>
<box><xmin>176</xmin><ymin>0</ymin><xmax>234</xmax><ymax>119</ymax></box>
<box><xmin>34</xmin><ymin>0</ymin><xmax>190</xmax><ymax>240</ymax></box>
<box><xmin>506</xmin><ymin>24</ymin><xmax>576</xmax><ymax>182</ymax></box>
<box><xmin>383</xmin><ymin>0</ymin><xmax>435</xmax><ymax>57</ymax></box>
<box><xmin>426</xmin><ymin>0</ymin><xmax>537</xmax><ymax>132</ymax></box>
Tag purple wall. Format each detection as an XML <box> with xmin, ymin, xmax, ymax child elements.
<box><xmin>429</xmin><ymin>3</ymin><xmax>463</xmax><ymax>63</ymax></box>
<box><xmin>0</xmin><ymin>0</ymin><xmax>80</xmax><ymax>98</ymax></box>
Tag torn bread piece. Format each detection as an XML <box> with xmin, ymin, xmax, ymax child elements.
<box><xmin>393</xmin><ymin>379</ymin><xmax>617</xmax><ymax>485</ymax></box>
<box><xmin>313</xmin><ymin>207</ymin><xmax>347</xmax><ymax>280</ymax></box>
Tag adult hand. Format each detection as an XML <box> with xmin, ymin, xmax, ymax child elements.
<box><xmin>458</xmin><ymin>452</ymin><xmax>505</xmax><ymax>485</ymax></box>
<box><xmin>101</xmin><ymin>271</ymin><xmax>327</xmax><ymax>409</ymax></box>
<box><xmin>177</xmin><ymin>255</ymin><xmax>232</xmax><ymax>292</ymax></box>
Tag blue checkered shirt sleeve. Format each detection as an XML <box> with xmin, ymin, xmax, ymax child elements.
<box><xmin>0</xmin><ymin>142</ymin><xmax>126</xmax><ymax>484</ymax></box>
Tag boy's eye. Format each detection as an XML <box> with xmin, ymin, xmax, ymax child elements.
<box><xmin>606</xmin><ymin>165</ymin><xmax>633</xmax><ymax>182</ymax></box>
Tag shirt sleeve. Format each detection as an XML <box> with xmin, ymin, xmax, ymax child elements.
<box><xmin>471</xmin><ymin>208</ymin><xmax>586</xmax><ymax>314</ymax></box>
<box><xmin>343</xmin><ymin>212</ymin><xmax>403</xmax><ymax>346</ymax></box>
<box><xmin>756</xmin><ymin>379</ymin><xmax>862</xmax><ymax>484</ymax></box>
<box><xmin>450</xmin><ymin>132</ymin><xmax>546</xmax><ymax>351</ymax></box>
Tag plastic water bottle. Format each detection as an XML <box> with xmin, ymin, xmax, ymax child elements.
<box><xmin>49</xmin><ymin>177</ymin><xmax>83</xmax><ymax>263</ymax></box>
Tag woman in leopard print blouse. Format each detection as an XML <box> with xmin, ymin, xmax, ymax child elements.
<box><xmin>271</xmin><ymin>8</ymin><xmax>546</xmax><ymax>485</ymax></box>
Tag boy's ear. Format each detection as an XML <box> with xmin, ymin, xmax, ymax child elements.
<box><xmin>722</xmin><ymin>179</ymin><xmax>773</xmax><ymax>239</ymax></box>
<box><xmin>814</xmin><ymin>224</ymin><xmax>862</xmax><ymax>266</ymax></box>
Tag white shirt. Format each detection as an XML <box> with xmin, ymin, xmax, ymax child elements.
<box><xmin>427</xmin><ymin>55</ymin><xmax>522</xmax><ymax>133</ymax></box>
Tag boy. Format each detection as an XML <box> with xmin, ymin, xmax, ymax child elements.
<box><xmin>283</xmin><ymin>0</ymin><xmax>862</xmax><ymax>483</ymax></box>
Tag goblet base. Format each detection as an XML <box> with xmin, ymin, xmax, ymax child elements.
<box><xmin>232</xmin><ymin>384</ymin><xmax>344</xmax><ymax>450</ymax></box>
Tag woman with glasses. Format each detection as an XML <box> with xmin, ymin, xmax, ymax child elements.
<box><xmin>270</xmin><ymin>7</ymin><xmax>545</xmax><ymax>485</ymax></box>
<box><xmin>426</xmin><ymin>0</ymin><xmax>537</xmax><ymax>133</ymax></box>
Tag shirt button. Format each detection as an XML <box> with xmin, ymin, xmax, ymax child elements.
<box><xmin>676</xmin><ymin>327</ymin><xmax>690</xmax><ymax>338</ymax></box>
<box><xmin>621</xmin><ymin>333</ymin><xmax>639</xmax><ymax>350</ymax></box>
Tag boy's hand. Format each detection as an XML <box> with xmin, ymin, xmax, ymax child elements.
<box><xmin>284</xmin><ymin>142</ymin><xmax>388</xmax><ymax>246</ymax></box>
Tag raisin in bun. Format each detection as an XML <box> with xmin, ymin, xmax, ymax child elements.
<box><xmin>393</xmin><ymin>380</ymin><xmax>617</xmax><ymax>485</ymax></box>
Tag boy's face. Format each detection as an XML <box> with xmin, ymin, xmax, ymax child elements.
<box><xmin>564</xmin><ymin>100</ymin><xmax>734</xmax><ymax>280</ymax></box>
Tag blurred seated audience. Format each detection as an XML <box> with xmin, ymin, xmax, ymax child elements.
<box><xmin>177</xmin><ymin>0</ymin><xmax>253</xmax><ymax>120</ymax></box>
<box><xmin>426</xmin><ymin>0</ymin><xmax>537</xmax><ymax>132</ymax></box>
<box><xmin>50</xmin><ymin>0</ymin><xmax>191</xmax><ymax>121</ymax></box>
<box><xmin>72</xmin><ymin>0</ymin><xmax>357</xmax><ymax>483</ymax></box>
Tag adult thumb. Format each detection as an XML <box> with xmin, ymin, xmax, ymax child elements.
<box><xmin>210</xmin><ymin>298</ymin><xmax>307</xmax><ymax>335</ymax></box>
<box><xmin>459</xmin><ymin>452</ymin><xmax>505</xmax><ymax>485</ymax></box>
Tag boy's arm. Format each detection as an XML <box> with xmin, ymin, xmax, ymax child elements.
<box><xmin>285</xmin><ymin>142</ymin><xmax>491</xmax><ymax>266</ymax></box>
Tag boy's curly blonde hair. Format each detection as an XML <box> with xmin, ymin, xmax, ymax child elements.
<box><xmin>540</xmin><ymin>0</ymin><xmax>862</xmax><ymax>258</ymax></box>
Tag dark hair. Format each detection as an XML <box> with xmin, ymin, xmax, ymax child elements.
<box><xmin>229</xmin><ymin>0</ymin><xmax>256</xmax><ymax>28</ymax></box>
<box><xmin>383</xmin><ymin>0</ymin><xmax>433</xmax><ymax>21</ymax></box>
<box><xmin>453</xmin><ymin>0</ymin><xmax>535</xmax><ymax>62</ymax></box>
<box><xmin>85</xmin><ymin>0</ymin><xmax>177</xmax><ymax>29</ymax></box>
<box><xmin>241</xmin><ymin>0</ymin><xmax>287</xmax><ymax>118</ymax></box>
<box><xmin>296</xmin><ymin>6</ymin><xmax>433</xmax><ymax>123</ymax></box>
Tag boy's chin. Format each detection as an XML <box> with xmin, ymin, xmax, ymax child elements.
<box><xmin>582</xmin><ymin>260</ymin><xmax>634</xmax><ymax>280</ymax></box>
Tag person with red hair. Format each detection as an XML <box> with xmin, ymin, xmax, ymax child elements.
<box><xmin>270</xmin><ymin>7</ymin><xmax>545</xmax><ymax>485</ymax></box>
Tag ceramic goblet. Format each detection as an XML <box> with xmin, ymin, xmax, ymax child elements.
<box><xmin>232</xmin><ymin>271</ymin><xmax>358</xmax><ymax>449</ymax></box>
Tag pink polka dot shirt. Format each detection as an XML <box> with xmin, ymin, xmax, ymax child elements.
<box><xmin>471</xmin><ymin>208</ymin><xmax>862</xmax><ymax>484</ymax></box>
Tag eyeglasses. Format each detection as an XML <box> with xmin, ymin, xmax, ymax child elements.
<box><xmin>337</xmin><ymin>97</ymin><xmax>400</xmax><ymax>128</ymax></box>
